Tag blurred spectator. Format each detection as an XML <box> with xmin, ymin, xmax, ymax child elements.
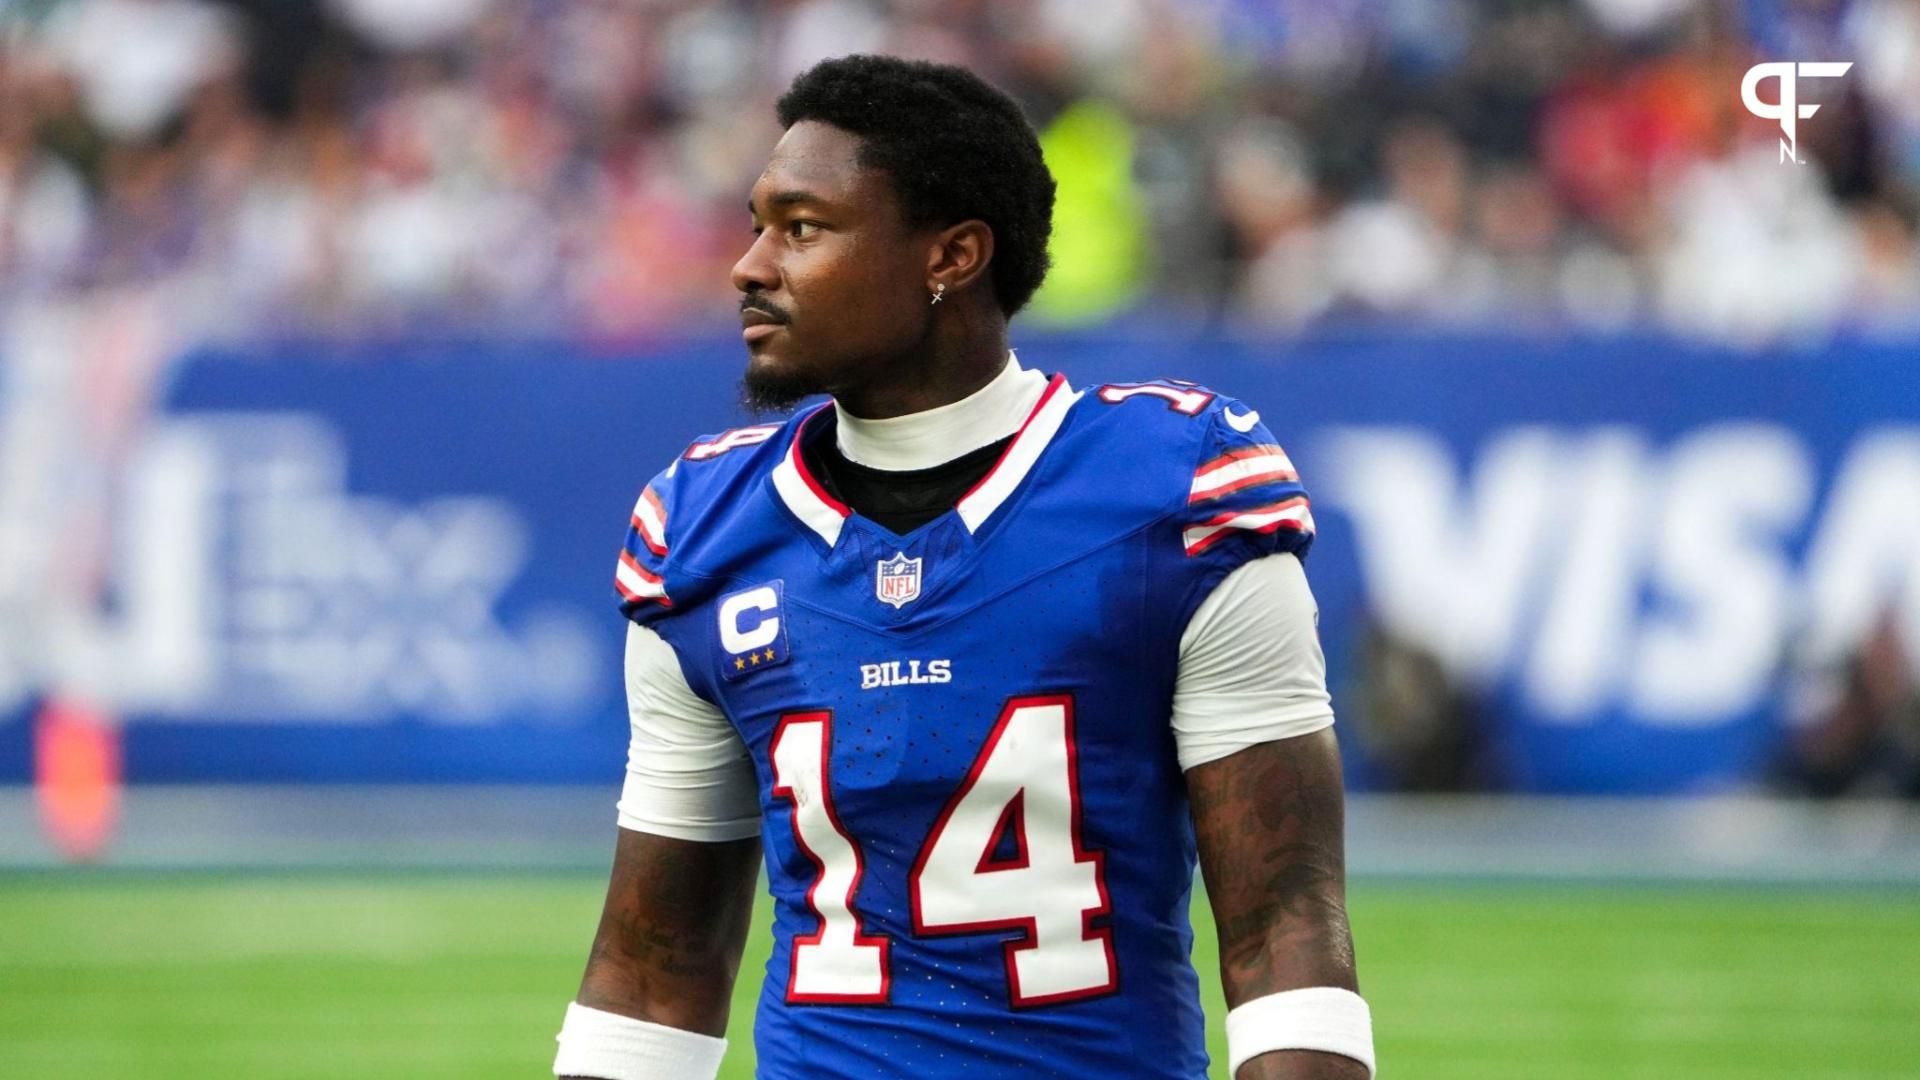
<box><xmin>39</xmin><ymin>0</ymin><xmax>238</xmax><ymax>140</ymax></box>
<box><xmin>1778</xmin><ymin>610</ymin><xmax>1920</xmax><ymax>798</ymax></box>
<box><xmin>0</xmin><ymin>0</ymin><xmax>1912</xmax><ymax>340</ymax></box>
<box><xmin>1028</xmin><ymin>98</ymin><xmax>1150</xmax><ymax>325</ymax></box>
<box><xmin>1349</xmin><ymin>619</ymin><xmax>1496</xmax><ymax>792</ymax></box>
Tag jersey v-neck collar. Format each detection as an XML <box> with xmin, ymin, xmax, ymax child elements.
<box><xmin>771</xmin><ymin>372</ymin><xmax>1082</xmax><ymax>549</ymax></box>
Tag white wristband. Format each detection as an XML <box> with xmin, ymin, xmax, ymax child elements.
<box><xmin>1225</xmin><ymin>987</ymin><xmax>1375</xmax><ymax>1077</ymax></box>
<box><xmin>553</xmin><ymin>1002</ymin><xmax>727</xmax><ymax>1080</ymax></box>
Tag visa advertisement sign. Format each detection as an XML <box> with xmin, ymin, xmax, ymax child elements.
<box><xmin>0</xmin><ymin>332</ymin><xmax>1914</xmax><ymax>793</ymax></box>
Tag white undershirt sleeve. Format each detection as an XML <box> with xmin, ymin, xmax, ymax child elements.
<box><xmin>1173</xmin><ymin>552</ymin><xmax>1335</xmax><ymax>772</ymax></box>
<box><xmin>615</xmin><ymin>623</ymin><xmax>761</xmax><ymax>842</ymax></box>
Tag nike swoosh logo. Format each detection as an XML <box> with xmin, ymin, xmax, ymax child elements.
<box><xmin>1223</xmin><ymin>406</ymin><xmax>1260</xmax><ymax>433</ymax></box>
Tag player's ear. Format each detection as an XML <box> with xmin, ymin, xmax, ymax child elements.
<box><xmin>926</xmin><ymin>219</ymin><xmax>994</xmax><ymax>301</ymax></box>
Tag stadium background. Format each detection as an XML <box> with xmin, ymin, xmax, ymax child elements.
<box><xmin>2</xmin><ymin>0</ymin><xmax>1917</xmax><ymax>1076</ymax></box>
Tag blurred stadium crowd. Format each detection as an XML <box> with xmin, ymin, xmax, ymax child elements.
<box><xmin>1</xmin><ymin>0</ymin><xmax>1917</xmax><ymax>341</ymax></box>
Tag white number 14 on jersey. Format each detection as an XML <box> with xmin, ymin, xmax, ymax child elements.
<box><xmin>769</xmin><ymin>694</ymin><xmax>1117</xmax><ymax>1007</ymax></box>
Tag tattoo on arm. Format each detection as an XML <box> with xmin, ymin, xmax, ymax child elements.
<box><xmin>573</xmin><ymin>827</ymin><xmax>762</xmax><ymax>1038</ymax></box>
<box><xmin>1188</xmin><ymin>728</ymin><xmax>1365</xmax><ymax>1080</ymax></box>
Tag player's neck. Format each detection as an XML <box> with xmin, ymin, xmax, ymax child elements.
<box><xmin>833</xmin><ymin>352</ymin><xmax>1043</xmax><ymax>472</ymax></box>
<box><xmin>831</xmin><ymin>310</ymin><xmax>1011</xmax><ymax>422</ymax></box>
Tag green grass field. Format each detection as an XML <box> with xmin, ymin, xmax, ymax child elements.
<box><xmin>1</xmin><ymin>874</ymin><xmax>1916</xmax><ymax>1079</ymax></box>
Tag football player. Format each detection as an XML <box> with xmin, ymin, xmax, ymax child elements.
<box><xmin>556</xmin><ymin>55</ymin><xmax>1372</xmax><ymax>1080</ymax></box>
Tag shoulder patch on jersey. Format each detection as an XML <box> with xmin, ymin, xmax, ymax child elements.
<box><xmin>717</xmin><ymin>581</ymin><xmax>791</xmax><ymax>680</ymax></box>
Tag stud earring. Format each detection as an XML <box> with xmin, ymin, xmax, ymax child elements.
<box><xmin>930</xmin><ymin>283</ymin><xmax>946</xmax><ymax>305</ymax></box>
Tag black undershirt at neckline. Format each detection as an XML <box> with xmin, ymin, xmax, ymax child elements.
<box><xmin>801</xmin><ymin>414</ymin><xmax>1013</xmax><ymax>536</ymax></box>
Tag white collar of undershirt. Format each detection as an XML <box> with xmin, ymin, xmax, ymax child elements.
<box><xmin>833</xmin><ymin>352</ymin><xmax>1045</xmax><ymax>472</ymax></box>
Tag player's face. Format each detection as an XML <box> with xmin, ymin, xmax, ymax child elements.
<box><xmin>733</xmin><ymin>121</ymin><xmax>935</xmax><ymax>411</ymax></box>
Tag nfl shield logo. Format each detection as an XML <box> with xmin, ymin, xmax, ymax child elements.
<box><xmin>875</xmin><ymin>552</ymin><xmax>922</xmax><ymax>608</ymax></box>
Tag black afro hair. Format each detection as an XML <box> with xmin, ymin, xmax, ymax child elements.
<box><xmin>776</xmin><ymin>55</ymin><xmax>1056</xmax><ymax>318</ymax></box>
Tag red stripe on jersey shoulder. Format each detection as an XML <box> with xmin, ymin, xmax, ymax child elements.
<box><xmin>631</xmin><ymin>486</ymin><xmax>669</xmax><ymax>556</ymax></box>
<box><xmin>1191</xmin><ymin>467</ymin><xmax>1299</xmax><ymax>503</ymax></box>
<box><xmin>1194</xmin><ymin>443</ymin><xmax>1289</xmax><ymax>479</ymax></box>
<box><xmin>615</xmin><ymin>549</ymin><xmax>672</xmax><ymax>607</ymax></box>
<box><xmin>1183</xmin><ymin>495</ymin><xmax>1313</xmax><ymax>556</ymax></box>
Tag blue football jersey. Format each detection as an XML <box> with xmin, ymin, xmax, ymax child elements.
<box><xmin>614</xmin><ymin>374</ymin><xmax>1314</xmax><ymax>1079</ymax></box>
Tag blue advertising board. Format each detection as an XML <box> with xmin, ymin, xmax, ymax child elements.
<box><xmin>3</xmin><ymin>330</ymin><xmax>1916</xmax><ymax>793</ymax></box>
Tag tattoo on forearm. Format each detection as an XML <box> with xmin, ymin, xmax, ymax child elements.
<box><xmin>1189</xmin><ymin>730</ymin><xmax>1358</xmax><ymax>1002</ymax></box>
<box><xmin>575</xmin><ymin>830</ymin><xmax>761</xmax><ymax>1032</ymax></box>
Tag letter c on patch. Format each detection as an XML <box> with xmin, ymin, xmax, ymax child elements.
<box><xmin>719</xmin><ymin>585</ymin><xmax>780</xmax><ymax>654</ymax></box>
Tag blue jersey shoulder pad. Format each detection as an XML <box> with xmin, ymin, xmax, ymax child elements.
<box><xmin>612</xmin><ymin>418</ymin><xmax>792</xmax><ymax>626</ymax></box>
<box><xmin>1176</xmin><ymin>388</ymin><xmax>1314</xmax><ymax>564</ymax></box>
<box><xmin>1076</xmin><ymin>378</ymin><xmax>1314</xmax><ymax>559</ymax></box>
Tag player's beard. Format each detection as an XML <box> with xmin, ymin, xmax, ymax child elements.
<box><xmin>740</xmin><ymin>362</ymin><xmax>824</xmax><ymax>416</ymax></box>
